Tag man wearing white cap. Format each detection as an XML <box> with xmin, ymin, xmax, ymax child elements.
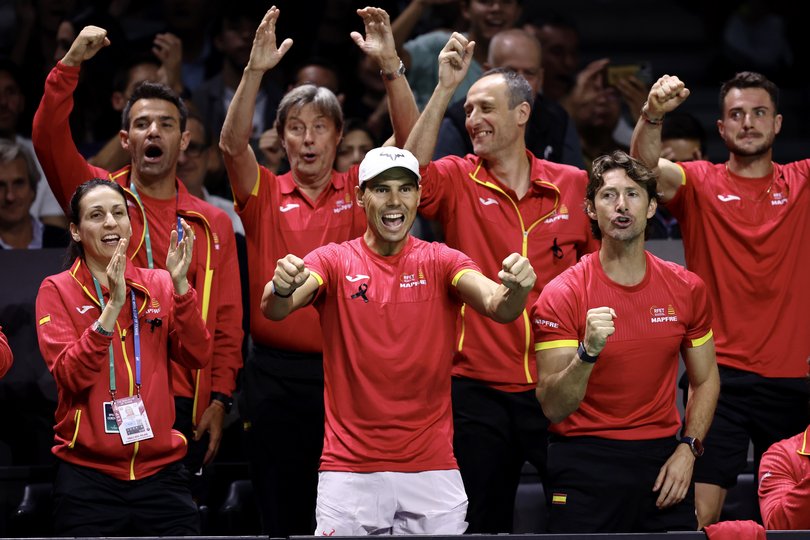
<box><xmin>261</xmin><ymin>146</ymin><xmax>537</xmax><ymax>535</ymax></box>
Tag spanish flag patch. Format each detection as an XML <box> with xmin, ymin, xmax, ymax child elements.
<box><xmin>38</xmin><ymin>315</ymin><xmax>51</xmax><ymax>325</ymax></box>
<box><xmin>551</xmin><ymin>493</ymin><xmax>567</xmax><ymax>505</ymax></box>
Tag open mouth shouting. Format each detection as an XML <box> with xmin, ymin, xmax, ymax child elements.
<box><xmin>144</xmin><ymin>143</ymin><xmax>164</xmax><ymax>163</ymax></box>
<box><xmin>381</xmin><ymin>212</ymin><xmax>406</xmax><ymax>232</ymax></box>
<box><xmin>101</xmin><ymin>234</ymin><xmax>122</xmax><ymax>246</ymax></box>
<box><xmin>612</xmin><ymin>215</ymin><xmax>632</xmax><ymax>229</ymax></box>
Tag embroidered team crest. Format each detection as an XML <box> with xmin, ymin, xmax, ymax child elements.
<box><xmin>650</xmin><ymin>305</ymin><xmax>677</xmax><ymax>323</ymax></box>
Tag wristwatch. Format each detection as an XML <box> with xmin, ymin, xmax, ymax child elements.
<box><xmin>210</xmin><ymin>392</ymin><xmax>233</xmax><ymax>414</ymax></box>
<box><xmin>680</xmin><ymin>436</ymin><xmax>704</xmax><ymax>457</ymax></box>
<box><xmin>380</xmin><ymin>59</ymin><xmax>406</xmax><ymax>81</ymax></box>
<box><xmin>92</xmin><ymin>319</ymin><xmax>114</xmax><ymax>337</ymax></box>
<box><xmin>577</xmin><ymin>342</ymin><xmax>598</xmax><ymax>364</ymax></box>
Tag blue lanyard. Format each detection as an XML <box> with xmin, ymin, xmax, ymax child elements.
<box><xmin>92</xmin><ymin>277</ymin><xmax>142</xmax><ymax>397</ymax></box>
<box><xmin>129</xmin><ymin>182</ymin><xmax>183</xmax><ymax>269</ymax></box>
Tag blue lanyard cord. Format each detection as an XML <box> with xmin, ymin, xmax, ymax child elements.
<box><xmin>92</xmin><ymin>277</ymin><xmax>142</xmax><ymax>397</ymax></box>
<box><xmin>129</xmin><ymin>182</ymin><xmax>183</xmax><ymax>268</ymax></box>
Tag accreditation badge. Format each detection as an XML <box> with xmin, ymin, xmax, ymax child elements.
<box><xmin>111</xmin><ymin>395</ymin><xmax>154</xmax><ymax>444</ymax></box>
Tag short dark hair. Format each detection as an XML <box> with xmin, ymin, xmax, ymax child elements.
<box><xmin>67</xmin><ymin>179</ymin><xmax>129</xmax><ymax>263</ymax></box>
<box><xmin>479</xmin><ymin>68</ymin><xmax>535</xmax><ymax>110</ymax></box>
<box><xmin>586</xmin><ymin>150</ymin><xmax>658</xmax><ymax>240</ymax></box>
<box><xmin>719</xmin><ymin>71</ymin><xmax>779</xmax><ymax>114</ymax></box>
<box><xmin>661</xmin><ymin>112</ymin><xmax>707</xmax><ymax>156</ymax></box>
<box><xmin>121</xmin><ymin>81</ymin><xmax>188</xmax><ymax>131</ymax></box>
<box><xmin>112</xmin><ymin>53</ymin><xmax>161</xmax><ymax>94</ymax></box>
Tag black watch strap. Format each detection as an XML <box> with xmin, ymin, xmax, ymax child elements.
<box><xmin>577</xmin><ymin>342</ymin><xmax>598</xmax><ymax>363</ymax></box>
<box><xmin>210</xmin><ymin>392</ymin><xmax>233</xmax><ymax>413</ymax></box>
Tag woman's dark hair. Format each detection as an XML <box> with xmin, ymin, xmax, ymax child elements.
<box><xmin>65</xmin><ymin>179</ymin><xmax>129</xmax><ymax>266</ymax></box>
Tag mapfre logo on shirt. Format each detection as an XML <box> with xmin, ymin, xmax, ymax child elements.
<box><xmin>544</xmin><ymin>204</ymin><xmax>570</xmax><ymax>224</ymax></box>
<box><xmin>533</xmin><ymin>317</ymin><xmax>559</xmax><ymax>329</ymax></box>
<box><xmin>770</xmin><ymin>191</ymin><xmax>788</xmax><ymax>206</ymax></box>
<box><xmin>334</xmin><ymin>193</ymin><xmax>354</xmax><ymax>214</ymax></box>
<box><xmin>400</xmin><ymin>268</ymin><xmax>427</xmax><ymax>289</ymax></box>
<box><xmin>650</xmin><ymin>304</ymin><xmax>678</xmax><ymax>323</ymax></box>
<box><xmin>146</xmin><ymin>297</ymin><xmax>162</xmax><ymax>315</ymax></box>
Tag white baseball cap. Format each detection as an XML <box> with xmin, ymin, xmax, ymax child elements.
<box><xmin>358</xmin><ymin>147</ymin><xmax>421</xmax><ymax>188</ymax></box>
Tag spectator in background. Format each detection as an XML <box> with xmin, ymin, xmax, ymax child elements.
<box><xmin>0</xmin><ymin>59</ymin><xmax>65</xmax><ymax>228</ymax></box>
<box><xmin>406</xmin><ymin>33</ymin><xmax>597</xmax><ymax>533</ymax></box>
<box><xmin>649</xmin><ymin>112</ymin><xmax>707</xmax><ymax>239</ymax></box>
<box><xmin>0</xmin><ymin>140</ymin><xmax>68</xmax><ymax>249</ymax></box>
<box><xmin>334</xmin><ymin>118</ymin><xmax>376</xmax><ymax>172</ymax></box>
<box><xmin>193</xmin><ymin>4</ymin><xmax>283</xmax><ymax>189</ymax></box>
<box><xmin>398</xmin><ymin>0</ymin><xmax>522</xmax><ymax>110</ymax></box>
<box><xmin>219</xmin><ymin>6</ymin><xmax>419</xmax><ymax>535</ymax></box>
<box><xmin>631</xmin><ymin>71</ymin><xmax>810</xmax><ymax>529</ymax></box>
<box><xmin>434</xmin><ymin>28</ymin><xmax>584</xmax><ymax>168</ymax></box>
<box><xmin>0</xmin><ymin>325</ymin><xmax>11</xmax><ymax>379</ymax></box>
<box><xmin>178</xmin><ymin>112</ymin><xmax>243</xmax><ymax>236</ymax></box>
<box><xmin>522</xmin><ymin>11</ymin><xmax>579</xmax><ymax>104</ymax></box>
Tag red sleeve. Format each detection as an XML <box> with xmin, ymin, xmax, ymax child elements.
<box><xmin>0</xmin><ymin>327</ymin><xmax>12</xmax><ymax>379</ymax></box>
<box><xmin>530</xmin><ymin>275</ymin><xmax>581</xmax><ymax>347</ymax></box>
<box><xmin>664</xmin><ymin>160</ymin><xmax>706</xmax><ymax>223</ymax></box>
<box><xmin>168</xmin><ymin>285</ymin><xmax>213</xmax><ymax>370</ymax></box>
<box><xmin>35</xmin><ymin>279</ymin><xmax>111</xmax><ymax>394</ymax></box>
<box><xmin>418</xmin><ymin>156</ymin><xmax>471</xmax><ymax>223</ymax></box>
<box><xmin>32</xmin><ymin>62</ymin><xmax>111</xmax><ymax>211</ymax></box>
<box><xmin>684</xmin><ymin>271</ymin><xmax>713</xmax><ymax>347</ymax></box>
<box><xmin>438</xmin><ymin>243</ymin><xmax>481</xmax><ymax>286</ymax></box>
<box><xmin>303</xmin><ymin>243</ymin><xmax>336</xmax><ymax>303</ymax></box>
<box><xmin>758</xmin><ymin>435</ymin><xmax>810</xmax><ymax>530</ymax></box>
<box><xmin>209</xmin><ymin>213</ymin><xmax>243</xmax><ymax>395</ymax></box>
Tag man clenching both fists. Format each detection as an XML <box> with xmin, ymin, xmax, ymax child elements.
<box><xmin>261</xmin><ymin>146</ymin><xmax>536</xmax><ymax>535</ymax></box>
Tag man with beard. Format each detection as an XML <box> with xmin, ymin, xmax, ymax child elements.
<box><xmin>631</xmin><ymin>71</ymin><xmax>810</xmax><ymax>528</ymax></box>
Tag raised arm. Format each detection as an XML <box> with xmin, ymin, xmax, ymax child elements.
<box><xmin>261</xmin><ymin>254</ymin><xmax>321</xmax><ymax>321</ymax></box>
<box><xmin>33</xmin><ymin>25</ymin><xmax>111</xmax><ymax>209</ymax></box>
<box><xmin>629</xmin><ymin>75</ymin><xmax>691</xmax><ymax>203</ymax></box>
<box><xmin>456</xmin><ymin>253</ymin><xmax>536</xmax><ymax>323</ymax></box>
<box><xmin>536</xmin><ymin>307</ymin><xmax>616</xmax><ymax>423</ymax></box>
<box><xmin>351</xmin><ymin>7</ymin><xmax>419</xmax><ymax>147</ymax></box>
<box><xmin>219</xmin><ymin>7</ymin><xmax>292</xmax><ymax>206</ymax></box>
<box><xmin>405</xmin><ymin>33</ymin><xmax>474</xmax><ymax>166</ymax></box>
<box><xmin>653</xmin><ymin>338</ymin><xmax>718</xmax><ymax>509</ymax></box>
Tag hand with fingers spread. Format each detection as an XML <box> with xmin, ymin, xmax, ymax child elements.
<box><xmin>273</xmin><ymin>254</ymin><xmax>311</xmax><ymax>298</ymax></box>
<box><xmin>498</xmin><ymin>253</ymin><xmax>536</xmax><ymax>292</ymax></box>
<box><xmin>351</xmin><ymin>7</ymin><xmax>400</xmax><ymax>73</ymax></box>
<box><xmin>583</xmin><ymin>306</ymin><xmax>617</xmax><ymax>357</ymax></box>
<box><xmin>62</xmin><ymin>25</ymin><xmax>110</xmax><ymax>67</ymax></box>
<box><xmin>166</xmin><ymin>219</ymin><xmax>195</xmax><ymax>295</ymax></box>
<box><xmin>645</xmin><ymin>75</ymin><xmax>690</xmax><ymax>119</ymax></box>
<box><xmin>153</xmin><ymin>32</ymin><xmax>184</xmax><ymax>94</ymax></box>
<box><xmin>246</xmin><ymin>6</ymin><xmax>294</xmax><ymax>74</ymax></box>
<box><xmin>437</xmin><ymin>32</ymin><xmax>475</xmax><ymax>90</ymax></box>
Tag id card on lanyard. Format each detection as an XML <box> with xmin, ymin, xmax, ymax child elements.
<box><xmin>94</xmin><ymin>277</ymin><xmax>155</xmax><ymax>444</ymax></box>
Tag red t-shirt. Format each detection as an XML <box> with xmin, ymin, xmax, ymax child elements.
<box><xmin>305</xmin><ymin>236</ymin><xmax>480</xmax><ymax>472</ymax></box>
<box><xmin>669</xmin><ymin>160</ymin><xmax>810</xmax><ymax>378</ymax></box>
<box><xmin>237</xmin><ymin>166</ymin><xmax>366</xmax><ymax>351</ymax></box>
<box><xmin>531</xmin><ymin>252</ymin><xmax>713</xmax><ymax>439</ymax></box>
<box><xmin>420</xmin><ymin>152</ymin><xmax>598</xmax><ymax>392</ymax></box>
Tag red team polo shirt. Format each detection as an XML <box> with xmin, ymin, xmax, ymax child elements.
<box><xmin>669</xmin><ymin>160</ymin><xmax>810</xmax><ymax>378</ymax></box>
<box><xmin>237</xmin><ymin>166</ymin><xmax>366</xmax><ymax>351</ymax></box>
<box><xmin>304</xmin><ymin>236</ymin><xmax>480</xmax><ymax>472</ymax></box>
<box><xmin>419</xmin><ymin>153</ymin><xmax>597</xmax><ymax>391</ymax></box>
<box><xmin>532</xmin><ymin>252</ymin><xmax>713</xmax><ymax>440</ymax></box>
